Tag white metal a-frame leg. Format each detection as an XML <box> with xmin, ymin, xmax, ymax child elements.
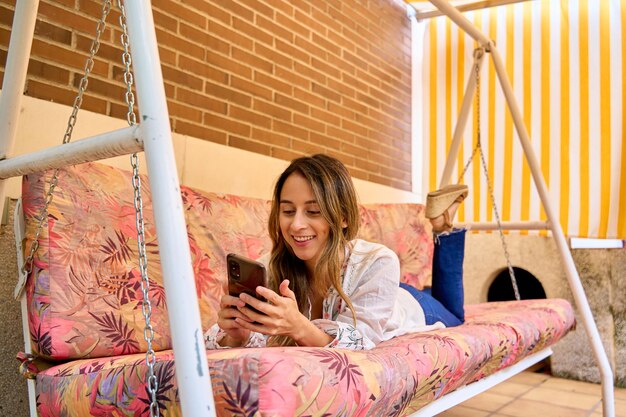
<box><xmin>428</xmin><ymin>1</ymin><xmax>615</xmax><ymax>416</ymax></box>
<box><xmin>0</xmin><ymin>1</ymin><xmax>217</xmax><ymax>416</ymax></box>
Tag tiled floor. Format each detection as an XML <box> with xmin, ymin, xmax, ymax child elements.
<box><xmin>437</xmin><ymin>371</ymin><xmax>626</xmax><ymax>417</ymax></box>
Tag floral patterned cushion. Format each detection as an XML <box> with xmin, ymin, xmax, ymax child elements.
<box><xmin>21</xmin><ymin>163</ymin><xmax>432</xmax><ymax>360</ymax></box>
<box><xmin>33</xmin><ymin>299</ymin><xmax>575</xmax><ymax>416</ymax></box>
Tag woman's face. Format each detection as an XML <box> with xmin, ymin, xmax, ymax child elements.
<box><xmin>278</xmin><ymin>172</ymin><xmax>331</xmax><ymax>273</ymax></box>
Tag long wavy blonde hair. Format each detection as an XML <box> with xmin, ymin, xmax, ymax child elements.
<box><xmin>267</xmin><ymin>154</ymin><xmax>360</xmax><ymax>346</ymax></box>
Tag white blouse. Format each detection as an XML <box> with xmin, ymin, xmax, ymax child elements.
<box><xmin>205</xmin><ymin>239</ymin><xmax>444</xmax><ymax>350</ymax></box>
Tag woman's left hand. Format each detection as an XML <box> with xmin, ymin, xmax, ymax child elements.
<box><xmin>235</xmin><ymin>280</ymin><xmax>307</xmax><ymax>340</ymax></box>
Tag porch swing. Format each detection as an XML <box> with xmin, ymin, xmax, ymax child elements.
<box><xmin>0</xmin><ymin>1</ymin><xmax>614</xmax><ymax>417</ymax></box>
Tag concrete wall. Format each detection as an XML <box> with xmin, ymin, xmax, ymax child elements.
<box><xmin>464</xmin><ymin>232</ymin><xmax>625</xmax><ymax>387</ymax></box>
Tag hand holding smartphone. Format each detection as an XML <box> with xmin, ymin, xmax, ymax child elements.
<box><xmin>226</xmin><ymin>253</ymin><xmax>268</xmax><ymax>316</ymax></box>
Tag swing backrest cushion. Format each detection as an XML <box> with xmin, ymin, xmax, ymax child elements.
<box><xmin>21</xmin><ymin>163</ymin><xmax>433</xmax><ymax>360</ymax></box>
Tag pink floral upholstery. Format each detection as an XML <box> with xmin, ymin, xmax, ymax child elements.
<box><xmin>33</xmin><ymin>300</ymin><xmax>575</xmax><ymax>416</ymax></box>
<box><xmin>20</xmin><ymin>162</ymin><xmax>575</xmax><ymax>416</ymax></box>
<box><xmin>21</xmin><ymin>163</ymin><xmax>433</xmax><ymax>360</ymax></box>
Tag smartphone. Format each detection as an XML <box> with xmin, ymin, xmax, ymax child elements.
<box><xmin>226</xmin><ymin>253</ymin><xmax>268</xmax><ymax>315</ymax></box>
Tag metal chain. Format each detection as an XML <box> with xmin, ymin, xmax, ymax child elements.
<box><xmin>458</xmin><ymin>47</ymin><xmax>521</xmax><ymax>301</ymax></box>
<box><xmin>117</xmin><ymin>1</ymin><xmax>159</xmax><ymax>416</ymax></box>
<box><xmin>21</xmin><ymin>0</ymin><xmax>112</xmax><ymax>278</ymax></box>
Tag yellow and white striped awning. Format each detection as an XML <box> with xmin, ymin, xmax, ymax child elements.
<box><xmin>416</xmin><ymin>0</ymin><xmax>625</xmax><ymax>239</ymax></box>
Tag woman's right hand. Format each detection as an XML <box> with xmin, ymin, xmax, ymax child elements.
<box><xmin>216</xmin><ymin>294</ymin><xmax>252</xmax><ymax>347</ymax></box>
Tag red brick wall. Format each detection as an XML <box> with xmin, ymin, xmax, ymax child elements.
<box><xmin>0</xmin><ymin>0</ymin><xmax>412</xmax><ymax>190</ymax></box>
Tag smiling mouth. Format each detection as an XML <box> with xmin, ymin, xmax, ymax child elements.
<box><xmin>292</xmin><ymin>235</ymin><xmax>315</xmax><ymax>242</ymax></box>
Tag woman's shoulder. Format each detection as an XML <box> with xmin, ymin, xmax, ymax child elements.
<box><xmin>350</xmin><ymin>239</ymin><xmax>398</xmax><ymax>263</ymax></box>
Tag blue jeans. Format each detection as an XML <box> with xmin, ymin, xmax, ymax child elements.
<box><xmin>400</xmin><ymin>228</ymin><xmax>466</xmax><ymax>327</ymax></box>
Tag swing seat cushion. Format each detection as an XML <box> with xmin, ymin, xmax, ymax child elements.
<box><xmin>33</xmin><ymin>299</ymin><xmax>575</xmax><ymax>416</ymax></box>
<box><xmin>20</xmin><ymin>163</ymin><xmax>433</xmax><ymax>361</ymax></box>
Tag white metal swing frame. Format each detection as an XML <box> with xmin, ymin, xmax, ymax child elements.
<box><xmin>0</xmin><ymin>1</ymin><xmax>614</xmax><ymax>416</ymax></box>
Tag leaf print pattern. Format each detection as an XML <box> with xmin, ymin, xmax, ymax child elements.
<box><xmin>139</xmin><ymin>360</ymin><xmax>176</xmax><ymax>413</ymax></box>
<box><xmin>31</xmin><ymin>324</ymin><xmax>52</xmax><ymax>357</ymax></box>
<box><xmin>307</xmin><ymin>350</ymin><xmax>363</xmax><ymax>389</ymax></box>
<box><xmin>222</xmin><ymin>378</ymin><xmax>258</xmax><ymax>416</ymax></box>
<box><xmin>100</xmin><ymin>230</ymin><xmax>132</xmax><ymax>265</ymax></box>
<box><xmin>89</xmin><ymin>312</ymin><xmax>140</xmax><ymax>355</ymax></box>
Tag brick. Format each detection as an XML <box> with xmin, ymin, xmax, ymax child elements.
<box><xmin>0</xmin><ymin>48</ymin><xmax>6</xmax><ymax>68</ymax></box>
<box><xmin>179</xmin><ymin>55</ymin><xmax>223</xmax><ymax>83</ymax></box>
<box><xmin>311</xmin><ymin>107</ymin><xmax>340</xmax><ymax>126</ymax></box>
<box><xmin>309</xmin><ymin>132</ymin><xmax>340</xmax><ymax>150</ymax></box>
<box><xmin>26</xmin><ymin>79</ymin><xmax>107</xmax><ymax>114</ymax></box>
<box><xmin>368</xmin><ymin>86</ymin><xmax>392</xmax><ymax>106</ymax></box>
<box><xmin>231</xmin><ymin>75</ymin><xmax>272</xmax><ymax>100</ymax></box>
<box><xmin>354</xmin><ymin>135</ymin><xmax>382</xmax><ymax>153</ymax></box>
<box><xmin>293</xmin><ymin>87</ymin><xmax>325</xmax><ymax>109</ymax></box>
<box><xmin>327</xmin><ymin>102</ymin><xmax>355</xmax><ymax>120</ymax></box>
<box><xmin>204</xmin><ymin>81</ymin><xmax>252</xmax><ymax>108</ymax></box>
<box><xmin>254</xmin><ymin>43</ymin><xmax>293</xmax><ymax>70</ymax></box>
<box><xmin>72</xmin><ymin>73</ymin><xmax>126</xmax><ymax>101</ymax></box>
<box><xmin>341</xmin><ymin>142</ymin><xmax>368</xmax><ymax>159</ymax></box>
<box><xmin>0</xmin><ymin>5</ymin><xmax>12</xmax><ymax>27</ymax></box>
<box><xmin>78</xmin><ymin>0</ymin><xmax>121</xmax><ymax>21</ymax></box>
<box><xmin>31</xmin><ymin>38</ymin><xmax>109</xmax><ymax>76</ymax></box>
<box><xmin>208</xmin><ymin>53</ymin><xmax>255</xmax><ymax>80</ymax></box>
<box><xmin>231</xmin><ymin>46</ymin><xmax>274</xmax><ymax>74</ymax></box>
<box><xmin>293</xmin><ymin>113</ymin><xmax>324</xmax><ymax>133</ymax></box>
<box><xmin>177</xmin><ymin>87</ymin><xmax>228</xmax><ymax>114</ymax></box>
<box><xmin>253</xmin><ymin>99</ymin><xmax>291</xmax><ymax>122</ymax></box>
<box><xmin>204</xmin><ymin>113</ymin><xmax>251</xmax><ymax>136</ymax></box>
<box><xmin>327</xmin><ymin>125</ymin><xmax>356</xmax><ymax>144</ymax></box>
<box><xmin>326</xmin><ymin>77</ymin><xmax>355</xmax><ymax>100</ymax></box>
<box><xmin>256</xmin><ymin>14</ymin><xmax>292</xmax><ymax>43</ymax></box>
<box><xmin>276</xmin><ymin>12</ymin><xmax>310</xmax><ymax>39</ymax></box>
<box><xmin>294</xmin><ymin>8</ymin><xmax>325</xmax><ymax>36</ymax></box>
<box><xmin>295</xmin><ymin>36</ymin><xmax>328</xmax><ymax>62</ymax></box>
<box><xmin>184</xmin><ymin>0</ymin><xmax>228</xmax><ymax>23</ymax></box>
<box><xmin>262</xmin><ymin>0</ymin><xmax>293</xmax><ymax>17</ymax></box>
<box><xmin>312</xmin><ymin>82</ymin><xmax>340</xmax><ymax>103</ymax></box>
<box><xmin>275</xmin><ymin>67</ymin><xmax>310</xmax><ymax>91</ymax></box>
<box><xmin>346</xmin><ymin>166</ymin><xmax>369</xmax><ymax>182</ymax></box>
<box><xmin>176</xmin><ymin>120</ymin><xmax>227</xmax><ymax>145</ymax></box>
<box><xmin>239</xmin><ymin>0</ymin><xmax>274</xmax><ymax>19</ymax></box>
<box><xmin>272</xmin><ymin>119</ymin><xmax>308</xmax><ymax>141</ymax></box>
<box><xmin>162</xmin><ymin>64</ymin><xmax>203</xmax><ymax>90</ymax></box>
<box><xmin>230</xmin><ymin>105</ymin><xmax>271</xmax><ymax>129</ymax></box>
<box><xmin>311</xmin><ymin>6</ymin><xmax>342</xmax><ymax>36</ymax></box>
<box><xmin>35</xmin><ymin>20</ymin><xmax>71</xmax><ymax>45</ymax></box>
<box><xmin>232</xmin><ymin>16</ymin><xmax>273</xmax><ymax>46</ymax></box>
<box><xmin>152</xmin><ymin>0</ymin><xmax>206</xmax><ymax>29</ymax></box>
<box><xmin>293</xmin><ymin>59</ymin><xmax>328</xmax><ymax>85</ymax></box>
<box><xmin>312</xmin><ymin>32</ymin><xmax>341</xmax><ymax>57</ymax></box>
<box><xmin>109</xmin><ymin>102</ymin><xmax>132</xmax><ymax>120</ymax></box>
<box><xmin>354</xmin><ymin>157</ymin><xmax>381</xmax><ymax>174</ymax></box>
<box><xmin>254</xmin><ymin>71</ymin><xmax>292</xmax><ymax>95</ymax></box>
<box><xmin>271</xmin><ymin>147</ymin><xmax>302</xmax><ymax>162</ymax></box>
<box><xmin>292</xmin><ymin>139</ymin><xmax>324</xmax><ymax>155</ymax></box>
<box><xmin>75</xmin><ymin>35</ymin><xmax>122</xmax><ymax>62</ymax></box>
<box><xmin>275</xmin><ymin>93</ymin><xmax>309</xmax><ymax>115</ymax></box>
<box><xmin>27</xmin><ymin>59</ymin><xmax>70</xmax><ymax>84</ymax></box>
<box><xmin>155</xmin><ymin>29</ymin><xmax>204</xmax><ymax>60</ymax></box>
<box><xmin>229</xmin><ymin>136</ymin><xmax>271</xmax><ymax>156</ymax></box>
<box><xmin>250</xmin><ymin>127</ymin><xmax>291</xmax><ymax>148</ymax></box>
<box><xmin>153</xmin><ymin>8</ymin><xmax>178</xmax><ymax>32</ymax></box>
<box><xmin>180</xmin><ymin>22</ymin><xmax>219</xmax><ymax>49</ymax></box>
<box><xmin>342</xmin><ymin>118</ymin><xmax>370</xmax><ymax>138</ymax></box>
<box><xmin>355</xmin><ymin>92</ymin><xmax>380</xmax><ymax>110</ymax></box>
<box><xmin>157</xmin><ymin>45</ymin><xmax>177</xmax><ymax>66</ymax></box>
<box><xmin>342</xmin><ymin>96</ymin><xmax>369</xmax><ymax>115</ymax></box>
<box><xmin>275</xmin><ymin>39</ymin><xmax>309</xmax><ymax>65</ymax></box>
<box><xmin>38</xmin><ymin>2</ymin><xmax>106</xmax><ymax>36</ymax></box>
<box><xmin>326</xmin><ymin>149</ymin><xmax>354</xmax><ymax>166</ymax></box>
<box><xmin>222</xmin><ymin>1</ymin><xmax>255</xmax><ymax>22</ymax></box>
<box><xmin>209</xmin><ymin>20</ymin><xmax>253</xmax><ymax>51</ymax></box>
<box><xmin>167</xmin><ymin>99</ymin><xmax>203</xmax><ymax>123</ymax></box>
<box><xmin>326</xmin><ymin>28</ymin><xmax>354</xmax><ymax>55</ymax></box>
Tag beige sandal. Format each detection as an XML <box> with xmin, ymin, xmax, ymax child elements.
<box><xmin>425</xmin><ymin>184</ymin><xmax>469</xmax><ymax>230</ymax></box>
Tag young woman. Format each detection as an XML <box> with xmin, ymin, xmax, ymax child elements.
<box><xmin>205</xmin><ymin>154</ymin><xmax>468</xmax><ymax>350</ymax></box>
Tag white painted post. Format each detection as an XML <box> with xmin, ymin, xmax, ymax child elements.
<box><xmin>0</xmin><ymin>0</ymin><xmax>40</xmax><ymax>220</ymax></box>
<box><xmin>123</xmin><ymin>2</ymin><xmax>216</xmax><ymax>416</ymax></box>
